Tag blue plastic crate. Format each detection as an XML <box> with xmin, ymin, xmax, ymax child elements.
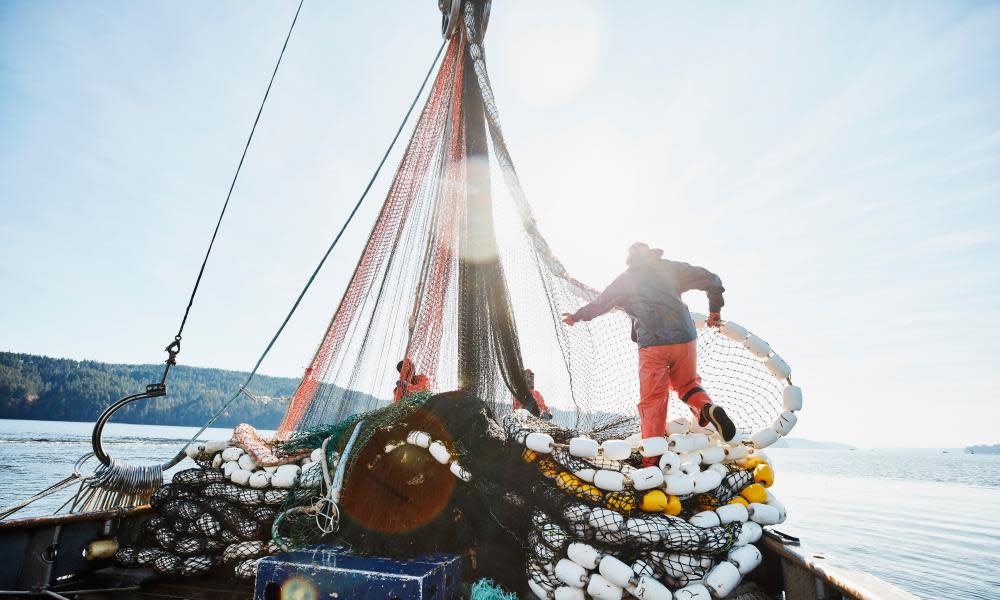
<box><xmin>254</xmin><ymin>545</ymin><xmax>463</xmax><ymax>600</ymax></box>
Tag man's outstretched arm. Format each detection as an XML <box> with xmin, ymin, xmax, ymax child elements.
<box><xmin>563</xmin><ymin>274</ymin><xmax>628</xmax><ymax>325</ymax></box>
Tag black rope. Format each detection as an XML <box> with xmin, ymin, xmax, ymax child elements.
<box><xmin>164</xmin><ymin>0</ymin><xmax>305</xmax><ymax>378</ymax></box>
<box><xmin>167</xmin><ymin>39</ymin><xmax>449</xmax><ymax>466</ymax></box>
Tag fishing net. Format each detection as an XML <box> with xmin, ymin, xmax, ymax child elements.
<box><xmin>118</xmin><ymin>463</ymin><xmax>280</xmax><ymax>580</ymax></box>
<box><xmin>118</xmin><ymin>2</ymin><xmax>797</xmax><ymax>596</ymax></box>
<box><xmin>273</xmin><ymin>1</ymin><xmax>793</xmax><ymax>445</ymax></box>
<box><xmin>267</xmin><ymin>390</ymin><xmax>776</xmax><ymax>594</ymax></box>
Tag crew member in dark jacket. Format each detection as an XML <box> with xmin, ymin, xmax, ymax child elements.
<box><xmin>562</xmin><ymin>243</ymin><xmax>736</xmax><ymax>443</ymax></box>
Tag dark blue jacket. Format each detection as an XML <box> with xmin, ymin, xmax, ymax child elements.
<box><xmin>571</xmin><ymin>258</ymin><xmax>724</xmax><ymax>347</ymax></box>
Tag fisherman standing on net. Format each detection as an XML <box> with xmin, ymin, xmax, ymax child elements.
<box><xmin>562</xmin><ymin>243</ymin><xmax>737</xmax><ymax>448</ymax></box>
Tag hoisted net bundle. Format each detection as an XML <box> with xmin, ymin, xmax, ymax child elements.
<box><xmin>272</xmin><ymin>3</ymin><xmax>795</xmax><ymax>445</ymax></box>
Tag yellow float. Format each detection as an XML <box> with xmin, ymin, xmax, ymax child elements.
<box><xmin>740</xmin><ymin>483</ymin><xmax>768</xmax><ymax>504</ymax></box>
<box><xmin>754</xmin><ymin>463</ymin><xmax>774</xmax><ymax>488</ymax></box>
<box><xmin>639</xmin><ymin>490</ymin><xmax>667</xmax><ymax>512</ymax></box>
<box><xmin>663</xmin><ymin>494</ymin><xmax>682</xmax><ymax>516</ymax></box>
<box><xmin>605</xmin><ymin>492</ymin><xmax>636</xmax><ymax>512</ymax></box>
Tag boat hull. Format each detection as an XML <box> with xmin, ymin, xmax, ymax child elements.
<box><xmin>0</xmin><ymin>508</ymin><xmax>915</xmax><ymax>600</ymax></box>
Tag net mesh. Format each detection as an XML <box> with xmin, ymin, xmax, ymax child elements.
<box><xmin>116</xmin><ymin>6</ymin><xmax>791</xmax><ymax>595</ymax></box>
<box><xmin>271</xmin><ymin>2</ymin><xmax>787</xmax><ymax>441</ymax></box>
<box><xmin>118</xmin><ymin>465</ymin><xmax>278</xmax><ymax>580</ymax></box>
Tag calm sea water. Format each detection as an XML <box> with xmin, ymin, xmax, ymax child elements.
<box><xmin>1</xmin><ymin>419</ymin><xmax>998</xmax><ymax>599</ymax></box>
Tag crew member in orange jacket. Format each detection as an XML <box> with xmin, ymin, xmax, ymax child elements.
<box><xmin>513</xmin><ymin>368</ymin><xmax>553</xmax><ymax>420</ymax></box>
<box><xmin>393</xmin><ymin>358</ymin><xmax>430</xmax><ymax>402</ymax></box>
<box><xmin>562</xmin><ymin>243</ymin><xmax>736</xmax><ymax>443</ymax></box>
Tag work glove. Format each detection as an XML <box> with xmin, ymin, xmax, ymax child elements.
<box><xmin>707</xmin><ymin>312</ymin><xmax>722</xmax><ymax>328</ymax></box>
<box><xmin>561</xmin><ymin>312</ymin><xmax>577</xmax><ymax>326</ymax></box>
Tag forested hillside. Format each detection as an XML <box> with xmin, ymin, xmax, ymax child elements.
<box><xmin>0</xmin><ymin>352</ymin><xmax>382</xmax><ymax>428</ymax></box>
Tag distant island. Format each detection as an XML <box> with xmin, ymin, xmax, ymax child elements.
<box><xmin>771</xmin><ymin>437</ymin><xmax>853</xmax><ymax>450</ymax></box>
<box><xmin>965</xmin><ymin>444</ymin><xmax>1000</xmax><ymax>455</ymax></box>
<box><xmin>0</xmin><ymin>352</ymin><xmax>382</xmax><ymax>429</ymax></box>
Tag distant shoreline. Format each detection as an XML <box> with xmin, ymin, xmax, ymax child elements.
<box><xmin>0</xmin><ymin>351</ymin><xmax>381</xmax><ymax>429</ymax></box>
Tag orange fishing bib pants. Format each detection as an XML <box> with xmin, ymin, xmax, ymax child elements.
<box><xmin>637</xmin><ymin>340</ymin><xmax>712</xmax><ymax>439</ymax></box>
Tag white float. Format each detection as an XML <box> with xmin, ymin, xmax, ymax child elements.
<box><xmin>668</xmin><ymin>433</ymin><xmax>708</xmax><ymax>453</ymax></box>
<box><xmin>221</xmin><ymin>447</ymin><xmax>243</xmax><ymax>462</ymax></box>
<box><xmin>724</xmin><ymin>444</ymin><xmax>749</xmax><ymax>461</ymax></box>
<box><xmin>555</xmin><ymin>559</ymin><xmax>588</xmax><ymax>588</ymax></box>
<box><xmin>588</xmin><ymin>508</ymin><xmax>625</xmax><ymax>534</ymax></box>
<box><xmin>721</xmin><ymin>321</ymin><xmax>749</xmax><ymax>342</ymax></box>
<box><xmin>673</xmin><ymin>584</ymin><xmax>711</xmax><ymax>600</ymax></box>
<box><xmin>587</xmin><ymin>574</ymin><xmax>623</xmax><ymax>600</ymax></box>
<box><xmin>716</xmin><ymin>502</ymin><xmax>749</xmax><ymax>524</ymax></box>
<box><xmin>783</xmin><ymin>385</ymin><xmax>803</xmax><ymax>411</ymax></box>
<box><xmin>750</xmin><ymin>427</ymin><xmax>780</xmax><ymax>449</ymax></box>
<box><xmin>248</xmin><ymin>470</ymin><xmax>270</xmax><ymax>489</ymax></box>
<box><xmin>568</xmin><ymin>543</ymin><xmax>601</xmax><ymax>569</ymax></box>
<box><xmin>688</xmin><ymin>510</ymin><xmax>721</xmax><ymax>528</ymax></box>
<box><xmin>764</xmin><ymin>354</ymin><xmax>791</xmax><ymax>380</ymax></box>
<box><xmin>743</xmin><ymin>521</ymin><xmax>763</xmax><ymax>543</ymax></box>
<box><xmin>653</xmin><ymin>553</ymin><xmax>712</xmax><ymax>582</ymax></box>
<box><xmin>679</xmin><ymin>462</ymin><xmax>700</xmax><ymax>476</ymax></box>
<box><xmin>529</xmin><ymin>579</ymin><xmax>551</xmax><ymax>600</ymax></box>
<box><xmin>230</xmin><ymin>468</ymin><xmax>252</xmax><ymax>486</ymax></box>
<box><xmin>706</xmin><ymin>463</ymin><xmax>728</xmax><ymax>477</ymax></box>
<box><xmin>275</xmin><ymin>464</ymin><xmax>300</xmax><ymax>477</ymax></box>
<box><xmin>743</xmin><ymin>334</ymin><xmax>772</xmax><ymax>358</ymax></box>
<box><xmin>704</xmin><ymin>561</ymin><xmax>741</xmax><ymax>598</ymax></box>
<box><xmin>698</xmin><ymin>446</ymin><xmax>725</xmax><ymax>465</ymax></box>
<box><xmin>630</xmin><ymin>576</ymin><xmax>672</xmax><ymax>600</ymax></box>
<box><xmin>625</xmin><ymin>518</ymin><xmax>664</xmax><ymax>545</ymax></box>
<box><xmin>639</xmin><ymin>437</ymin><xmax>668</xmax><ymax>458</ymax></box>
<box><xmin>237</xmin><ymin>453</ymin><xmax>258</xmax><ymax>471</ymax></box>
<box><xmin>598</xmin><ymin>555</ymin><xmax>634</xmax><ymax>588</ymax></box>
<box><xmin>594</xmin><ymin>470</ymin><xmax>627</xmax><ymax>492</ymax></box>
<box><xmin>774</xmin><ymin>411</ymin><xmax>797</xmax><ymax>436</ymax></box>
<box><xmin>449</xmin><ymin>461</ymin><xmax>471</xmax><ymax>482</ymax></box>
<box><xmin>664</xmin><ymin>474</ymin><xmax>695</xmax><ymax>496</ymax></box>
<box><xmin>666</xmin><ymin>418</ymin><xmax>691</xmax><ymax>435</ymax></box>
<box><xmin>204</xmin><ymin>440</ymin><xmax>229</xmax><ymax>454</ymax></box>
<box><xmin>406</xmin><ymin>431</ymin><xmax>431</xmax><ymax>448</ymax></box>
<box><xmin>728</xmin><ymin>544</ymin><xmax>763</xmax><ymax>575</ymax></box>
<box><xmin>575</xmin><ymin>468</ymin><xmax>596</xmax><ymax>483</ymax></box>
<box><xmin>748</xmin><ymin>503</ymin><xmax>781</xmax><ymax>525</ymax></box>
<box><xmin>222</xmin><ymin>461</ymin><xmax>239</xmax><ymax>478</ymax></box>
<box><xmin>631</xmin><ymin>559</ymin><xmax>656</xmax><ymax>579</ymax></box>
<box><xmin>658</xmin><ymin>451</ymin><xmax>680</xmax><ymax>474</ymax></box>
<box><xmin>428</xmin><ymin>441</ymin><xmax>452</xmax><ymax>464</ymax></box>
<box><xmin>555</xmin><ymin>587</ymin><xmax>585</xmax><ymax>600</ymax></box>
<box><xmin>570</xmin><ymin>437</ymin><xmax>599</xmax><ymax>459</ymax></box>
<box><xmin>270</xmin><ymin>470</ymin><xmax>298</xmax><ymax>489</ymax></box>
<box><xmin>601</xmin><ymin>440</ymin><xmax>632</xmax><ymax>461</ymax></box>
<box><xmin>526</xmin><ymin>433</ymin><xmax>555</xmax><ymax>454</ymax></box>
<box><xmin>630</xmin><ymin>467</ymin><xmax>664</xmax><ymax>491</ymax></box>
<box><xmin>691</xmin><ymin>469</ymin><xmax>723</xmax><ymax>494</ymax></box>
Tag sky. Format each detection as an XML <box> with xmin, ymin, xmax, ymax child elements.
<box><xmin>1</xmin><ymin>1</ymin><xmax>998</xmax><ymax>447</ymax></box>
